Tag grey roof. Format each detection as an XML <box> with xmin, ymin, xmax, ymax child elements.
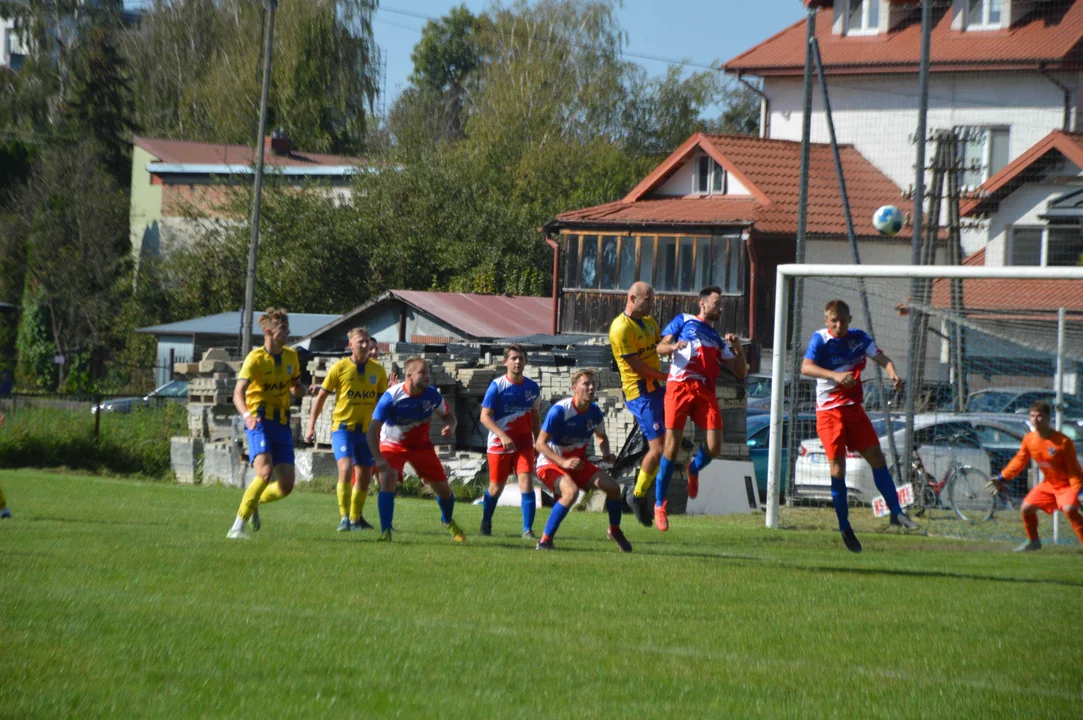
<box><xmin>137</xmin><ymin>311</ymin><xmax>341</xmax><ymax>338</ymax></box>
<box><xmin>497</xmin><ymin>333</ymin><xmax>596</xmax><ymax>345</ymax></box>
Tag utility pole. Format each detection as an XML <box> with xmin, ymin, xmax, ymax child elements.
<box><xmin>240</xmin><ymin>0</ymin><xmax>277</xmax><ymax>358</ymax></box>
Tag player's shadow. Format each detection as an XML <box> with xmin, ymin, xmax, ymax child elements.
<box><xmin>21</xmin><ymin>515</ymin><xmax>168</xmax><ymax>528</ymax></box>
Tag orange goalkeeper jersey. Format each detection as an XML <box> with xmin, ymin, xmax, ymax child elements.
<box><xmin>1000</xmin><ymin>430</ymin><xmax>1083</xmax><ymax>492</ymax></box>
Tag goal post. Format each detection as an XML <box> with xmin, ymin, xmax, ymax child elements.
<box><xmin>766</xmin><ymin>263</ymin><xmax>1083</xmax><ymax>534</ymax></box>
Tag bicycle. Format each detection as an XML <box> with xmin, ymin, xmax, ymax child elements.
<box><xmin>907</xmin><ymin>433</ymin><xmax>993</xmax><ymax>522</ymax></box>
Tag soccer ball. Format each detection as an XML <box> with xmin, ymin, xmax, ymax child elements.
<box><xmin>872</xmin><ymin>205</ymin><xmax>904</xmax><ymax>237</ymax></box>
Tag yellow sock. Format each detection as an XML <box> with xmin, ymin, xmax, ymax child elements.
<box><xmin>633</xmin><ymin>468</ymin><xmax>654</xmax><ymax>498</ymax></box>
<box><xmin>350</xmin><ymin>487</ymin><xmax>368</xmax><ymax>523</ymax></box>
<box><xmin>259</xmin><ymin>481</ymin><xmax>286</xmax><ymax>505</ymax></box>
<box><xmin>238</xmin><ymin>476</ymin><xmax>270</xmax><ymax>521</ymax></box>
<box><xmin>337</xmin><ymin>481</ymin><xmax>350</xmax><ymax>518</ymax></box>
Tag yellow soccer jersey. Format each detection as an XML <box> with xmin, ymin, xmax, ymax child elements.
<box><xmin>609</xmin><ymin>313</ymin><xmax>662</xmax><ymax>401</ymax></box>
<box><xmin>238</xmin><ymin>346</ymin><xmax>301</xmax><ymax>423</ymax></box>
<box><xmin>321</xmin><ymin>357</ymin><xmax>388</xmax><ymax>432</ymax></box>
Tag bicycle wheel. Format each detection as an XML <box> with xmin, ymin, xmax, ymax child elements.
<box><xmin>947</xmin><ymin>466</ymin><xmax>993</xmax><ymax>522</ymax></box>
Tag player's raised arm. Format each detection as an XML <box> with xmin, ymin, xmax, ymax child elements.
<box><xmin>721</xmin><ymin>332</ymin><xmax>748</xmax><ymax>380</ymax></box>
<box><xmin>656</xmin><ymin>335</ymin><xmax>686</xmax><ymax>356</ymax></box>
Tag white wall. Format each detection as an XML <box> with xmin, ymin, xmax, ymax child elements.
<box><xmin>654</xmin><ymin>155</ymin><xmax>752</xmax><ymax>197</ymax></box>
<box><xmin>766</xmin><ymin>72</ymin><xmax>1075</xmax><ymax>191</ymax></box>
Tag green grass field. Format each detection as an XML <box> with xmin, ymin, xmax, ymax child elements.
<box><xmin>1</xmin><ymin>469</ymin><xmax>1080</xmax><ymax>718</ymax></box>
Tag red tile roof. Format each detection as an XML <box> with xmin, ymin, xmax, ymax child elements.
<box><xmin>134</xmin><ymin>136</ymin><xmax>359</xmax><ymax>168</ymax></box>
<box><xmin>961</xmin><ymin>131</ymin><xmax>1083</xmax><ymax>216</ymax></box>
<box><xmin>725</xmin><ymin>3</ymin><xmax>1083</xmax><ymax>76</ymax></box>
<box><xmin>553</xmin><ymin>133</ymin><xmax>908</xmax><ymax>238</ymax></box>
<box><xmin>930</xmin><ymin>248</ymin><xmax>1083</xmax><ymax>314</ymax></box>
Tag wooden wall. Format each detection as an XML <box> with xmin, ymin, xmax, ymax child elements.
<box><xmin>560</xmin><ymin>291</ymin><xmax>747</xmax><ymax>338</ymax></box>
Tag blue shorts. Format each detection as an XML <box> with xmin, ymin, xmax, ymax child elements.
<box><xmin>246</xmin><ymin>420</ymin><xmax>295</xmax><ymax>467</ymax></box>
<box><xmin>331</xmin><ymin>426</ymin><xmax>374</xmax><ymax>467</ymax></box>
<box><xmin>626</xmin><ymin>387</ymin><xmax>666</xmax><ymax>441</ymax></box>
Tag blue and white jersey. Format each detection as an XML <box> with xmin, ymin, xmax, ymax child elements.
<box><xmin>481</xmin><ymin>375</ymin><xmax>541</xmax><ymax>453</ymax></box>
<box><xmin>535</xmin><ymin>398</ymin><xmax>605</xmax><ymax>472</ymax></box>
<box><xmin>661</xmin><ymin>313</ymin><xmax>734</xmax><ymax>388</ymax></box>
<box><xmin>803</xmin><ymin>328</ymin><xmax>881</xmax><ymax>411</ymax></box>
<box><xmin>372</xmin><ymin>383</ymin><xmax>449</xmax><ymax>448</ymax></box>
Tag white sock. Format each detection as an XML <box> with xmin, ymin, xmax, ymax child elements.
<box><xmin>231</xmin><ymin>516</ymin><xmax>246</xmax><ymax>532</ymax></box>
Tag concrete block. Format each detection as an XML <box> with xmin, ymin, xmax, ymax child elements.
<box><xmin>294</xmin><ymin>448</ymin><xmax>337</xmax><ymax>482</ymax></box>
<box><xmin>202</xmin><ymin>347</ymin><xmax>230</xmax><ymax>362</ymax></box>
<box><xmin>171</xmin><ymin>436</ymin><xmax>203</xmax><ymax>485</ymax></box>
<box><xmin>203</xmin><ymin>441</ymin><xmax>251</xmax><ymax>488</ymax></box>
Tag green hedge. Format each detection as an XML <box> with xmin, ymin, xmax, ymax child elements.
<box><xmin>0</xmin><ymin>402</ymin><xmax>186</xmax><ymax>477</ymax></box>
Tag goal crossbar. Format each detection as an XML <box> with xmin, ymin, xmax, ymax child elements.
<box><xmin>765</xmin><ymin>264</ymin><xmax>1083</xmax><ymax>529</ymax></box>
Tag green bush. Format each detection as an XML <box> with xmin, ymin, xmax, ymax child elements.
<box><xmin>0</xmin><ymin>402</ymin><xmax>186</xmax><ymax>477</ymax></box>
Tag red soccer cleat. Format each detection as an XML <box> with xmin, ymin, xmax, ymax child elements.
<box><xmin>687</xmin><ymin>467</ymin><xmax>699</xmax><ymax>500</ymax></box>
<box><xmin>653</xmin><ymin>501</ymin><xmax>669</xmax><ymax>532</ymax></box>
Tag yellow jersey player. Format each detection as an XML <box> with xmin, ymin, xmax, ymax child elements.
<box><xmin>227</xmin><ymin>308</ymin><xmax>307</xmax><ymax>539</ymax></box>
<box><xmin>306</xmin><ymin>328</ymin><xmax>388</xmax><ymax>532</ymax></box>
<box><xmin>609</xmin><ymin>282</ymin><xmax>667</xmax><ymax>527</ymax></box>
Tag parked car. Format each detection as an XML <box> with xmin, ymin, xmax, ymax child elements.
<box><xmin>746</xmin><ymin>373</ymin><xmax>815</xmax><ymax>412</ymax></box>
<box><xmin>793</xmin><ymin>414</ymin><xmax>992</xmax><ymax>504</ymax></box>
<box><xmin>862</xmin><ymin>380</ymin><xmax>956</xmax><ymax>413</ymax></box>
<box><xmin>91</xmin><ymin>379</ymin><xmax>189</xmax><ymax>414</ymax></box>
<box><xmin>967</xmin><ymin>388</ymin><xmax>1083</xmax><ymax>417</ymax></box>
<box><xmin>746</xmin><ymin>412</ymin><xmax>817</xmax><ymax>501</ymax></box>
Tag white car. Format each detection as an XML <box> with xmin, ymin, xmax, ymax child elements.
<box><xmin>793</xmin><ymin>413</ymin><xmax>992</xmax><ymax>504</ymax></box>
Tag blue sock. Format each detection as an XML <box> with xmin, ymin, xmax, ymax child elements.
<box><xmin>655</xmin><ymin>456</ymin><xmax>675</xmax><ymax>507</ymax></box>
<box><xmin>521</xmin><ymin>492</ymin><xmax>536</xmax><ymax>532</ymax></box>
<box><xmin>830</xmin><ymin>476</ymin><xmax>851</xmax><ymax>532</ymax></box>
<box><xmin>543</xmin><ymin>502</ymin><xmax>571</xmax><ymax>539</ymax></box>
<box><xmin>437</xmin><ymin>493</ymin><xmax>455</xmax><ymax>524</ymax></box>
<box><xmin>872</xmin><ymin>466</ymin><xmax>902</xmax><ymax>515</ymax></box>
<box><xmin>606</xmin><ymin>498</ymin><xmax>622</xmax><ymax>527</ymax></box>
<box><xmin>482</xmin><ymin>490</ymin><xmax>498</xmax><ymax>525</ymax></box>
<box><xmin>378</xmin><ymin>491</ymin><xmax>395</xmax><ymax>533</ymax></box>
<box><xmin>690</xmin><ymin>446</ymin><xmax>712</xmax><ymax>475</ymax></box>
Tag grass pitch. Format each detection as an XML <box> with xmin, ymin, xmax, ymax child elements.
<box><xmin>0</xmin><ymin>469</ymin><xmax>1080</xmax><ymax>719</ymax></box>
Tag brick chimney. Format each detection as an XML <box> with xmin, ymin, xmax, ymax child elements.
<box><xmin>268</xmin><ymin>129</ymin><xmax>292</xmax><ymax>156</ymax></box>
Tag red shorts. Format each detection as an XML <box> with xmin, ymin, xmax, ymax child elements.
<box><xmin>536</xmin><ymin>458</ymin><xmax>601</xmax><ymax>492</ymax></box>
<box><xmin>380</xmin><ymin>444</ymin><xmax>448</xmax><ymax>484</ymax></box>
<box><xmin>816</xmin><ymin>404</ymin><xmax>879</xmax><ymax>459</ymax></box>
<box><xmin>664</xmin><ymin>380</ymin><xmax>722</xmax><ymax>431</ymax></box>
<box><xmin>487</xmin><ymin>444</ymin><xmax>536</xmax><ymax>484</ymax></box>
<box><xmin>1023</xmin><ymin>480</ymin><xmax>1081</xmax><ymax>514</ymax></box>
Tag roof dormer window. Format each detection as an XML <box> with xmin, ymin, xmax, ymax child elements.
<box><xmin>965</xmin><ymin>0</ymin><xmax>1002</xmax><ymax>31</ymax></box>
<box><xmin>695</xmin><ymin>155</ymin><xmax>727</xmax><ymax>195</ymax></box>
<box><xmin>846</xmin><ymin>0</ymin><xmax>880</xmax><ymax>36</ymax></box>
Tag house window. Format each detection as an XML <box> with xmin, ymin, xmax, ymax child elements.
<box><xmin>564</xmin><ymin>234</ymin><xmax>579</xmax><ymax>287</ymax></box>
<box><xmin>656</xmin><ymin>236</ymin><xmax>678</xmax><ymax>292</ymax></box>
<box><xmin>957</xmin><ymin>126</ymin><xmax>1009</xmax><ymax>188</ymax></box>
<box><xmin>618</xmin><ymin>236</ymin><xmax>636</xmax><ymax>289</ymax></box>
<box><xmin>640</xmin><ymin>236</ymin><xmax>655</xmax><ymax>285</ymax></box>
<box><xmin>600</xmin><ymin>235</ymin><xmax>618</xmax><ymax>288</ymax></box>
<box><xmin>846</xmin><ymin>0</ymin><xmax>880</xmax><ymax>35</ymax></box>
<box><xmin>695</xmin><ymin>156</ymin><xmax>727</xmax><ymax>194</ymax></box>
<box><xmin>1009</xmin><ymin>226</ymin><xmax>1083</xmax><ymax>267</ymax></box>
<box><xmin>712</xmin><ymin>233</ymin><xmax>744</xmax><ymax>294</ymax></box>
<box><xmin>966</xmin><ymin>0</ymin><xmax>1002</xmax><ymax>30</ymax></box>
<box><xmin>677</xmin><ymin>237</ymin><xmax>696</xmax><ymax>292</ymax></box>
<box><xmin>694</xmin><ymin>237</ymin><xmax>712</xmax><ymax>290</ymax></box>
<box><xmin>580</xmin><ymin>234</ymin><xmax>598</xmax><ymax>288</ymax></box>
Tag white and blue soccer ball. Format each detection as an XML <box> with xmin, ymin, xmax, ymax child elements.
<box><xmin>872</xmin><ymin>205</ymin><xmax>904</xmax><ymax>237</ymax></box>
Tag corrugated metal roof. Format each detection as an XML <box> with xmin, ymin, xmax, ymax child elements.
<box><xmin>393</xmin><ymin>291</ymin><xmax>553</xmax><ymax>339</ymax></box>
<box><xmin>134</xmin><ymin>136</ymin><xmax>361</xmax><ymax>169</ymax></box>
<box><xmin>137</xmin><ymin>311</ymin><xmax>341</xmax><ymax>338</ymax></box>
<box><xmin>725</xmin><ymin>4</ymin><xmax>1083</xmax><ymax>76</ymax></box>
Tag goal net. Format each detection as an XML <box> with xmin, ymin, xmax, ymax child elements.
<box><xmin>764</xmin><ymin>264</ymin><xmax>1083</xmax><ymax>546</ymax></box>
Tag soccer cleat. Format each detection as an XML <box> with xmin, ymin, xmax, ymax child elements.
<box><xmin>227</xmin><ymin>527</ymin><xmax>251</xmax><ymax>540</ymax></box>
<box><xmin>653</xmin><ymin>501</ymin><xmax>669</xmax><ymax>532</ymax></box>
<box><xmin>447</xmin><ymin>519</ymin><xmax>466</xmax><ymax>542</ymax></box>
<box><xmin>630</xmin><ymin>492</ymin><xmax>653</xmax><ymax>528</ymax></box>
<box><xmin>841</xmin><ymin>528</ymin><xmax>862</xmax><ymax>554</ymax></box>
<box><xmin>377</xmin><ymin>529</ymin><xmax>393</xmax><ymax>542</ymax></box>
<box><xmin>351</xmin><ymin>516</ymin><xmax>375</xmax><ymax>530</ymax></box>
<box><xmin>607</xmin><ymin>526</ymin><xmax>633</xmax><ymax>553</ymax></box>
<box><xmin>250</xmin><ymin>507</ymin><xmax>261</xmax><ymax>532</ymax></box>
<box><xmin>687</xmin><ymin>467</ymin><xmax>699</xmax><ymax>500</ymax></box>
<box><xmin>889</xmin><ymin>513</ymin><xmax>918</xmax><ymax>530</ymax></box>
<box><xmin>522</xmin><ymin>529</ymin><xmax>537</xmax><ymax>540</ymax></box>
<box><xmin>0</xmin><ymin>508</ymin><xmax>10</xmax><ymax>519</ymax></box>
<box><xmin>337</xmin><ymin>517</ymin><xmax>351</xmax><ymax>532</ymax></box>
<box><xmin>1013</xmin><ymin>539</ymin><xmax>1042</xmax><ymax>552</ymax></box>
<box><xmin>536</xmin><ymin>536</ymin><xmax>555</xmax><ymax>550</ymax></box>
<box><xmin>480</xmin><ymin>520</ymin><xmax>493</xmax><ymax>537</ymax></box>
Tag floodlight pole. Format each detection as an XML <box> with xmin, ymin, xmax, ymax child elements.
<box><xmin>241</xmin><ymin>0</ymin><xmax>278</xmax><ymax>358</ymax></box>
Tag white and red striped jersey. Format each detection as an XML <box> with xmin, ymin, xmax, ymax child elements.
<box><xmin>534</xmin><ymin>398</ymin><xmax>605</xmax><ymax>472</ymax></box>
<box><xmin>661</xmin><ymin>313</ymin><xmax>735</xmax><ymax>389</ymax></box>
<box><xmin>372</xmin><ymin>383</ymin><xmax>449</xmax><ymax>449</ymax></box>
<box><xmin>803</xmin><ymin>328</ymin><xmax>881</xmax><ymax>411</ymax></box>
<box><xmin>481</xmin><ymin>375</ymin><xmax>541</xmax><ymax>453</ymax></box>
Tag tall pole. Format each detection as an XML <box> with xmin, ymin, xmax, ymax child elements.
<box><xmin>904</xmin><ymin>0</ymin><xmax>934</xmax><ymax>479</ymax></box>
<box><xmin>241</xmin><ymin>0</ymin><xmax>278</xmax><ymax>358</ymax></box>
<box><xmin>1054</xmin><ymin>307</ymin><xmax>1066</xmax><ymax>544</ymax></box>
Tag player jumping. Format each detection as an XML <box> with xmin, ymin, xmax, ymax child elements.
<box><xmin>366</xmin><ymin>357</ymin><xmax>463</xmax><ymax>542</ymax></box>
<box><xmin>478</xmin><ymin>344</ymin><xmax>542</xmax><ymax>538</ymax></box>
<box><xmin>652</xmin><ymin>286</ymin><xmax>748</xmax><ymax>532</ymax></box>
<box><xmin>987</xmin><ymin>401</ymin><xmax>1083</xmax><ymax>551</ymax></box>
<box><xmin>533</xmin><ymin>369</ymin><xmax>631</xmax><ymax>552</ymax></box>
<box><xmin>609</xmin><ymin>282</ymin><xmax>668</xmax><ymax>527</ymax></box>
<box><xmin>227</xmin><ymin>308</ymin><xmax>307</xmax><ymax>539</ymax></box>
<box><xmin>305</xmin><ymin>328</ymin><xmax>388</xmax><ymax>532</ymax></box>
<box><xmin>801</xmin><ymin>299</ymin><xmax>916</xmax><ymax>554</ymax></box>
